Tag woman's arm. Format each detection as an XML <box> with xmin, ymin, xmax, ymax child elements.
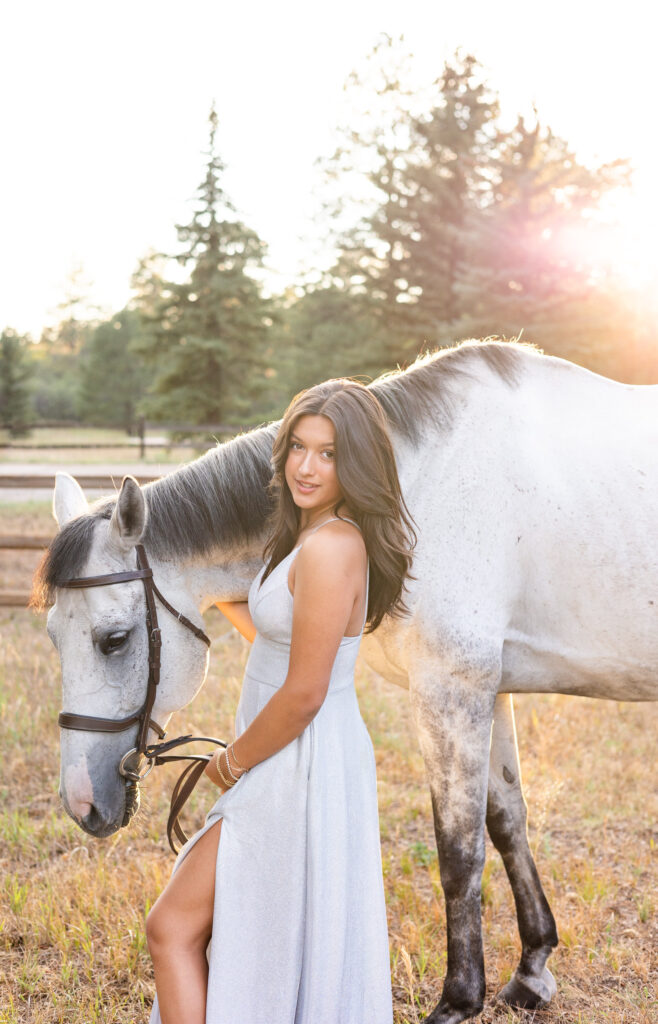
<box><xmin>206</xmin><ymin>529</ymin><xmax>364</xmax><ymax>786</ymax></box>
<box><xmin>215</xmin><ymin>600</ymin><xmax>257</xmax><ymax>643</ymax></box>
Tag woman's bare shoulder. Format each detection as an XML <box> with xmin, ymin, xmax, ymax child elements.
<box><xmin>296</xmin><ymin>520</ymin><xmax>366</xmax><ymax>574</ymax></box>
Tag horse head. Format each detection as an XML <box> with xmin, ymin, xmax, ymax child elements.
<box><xmin>44</xmin><ymin>474</ymin><xmax>211</xmax><ymax>838</ymax></box>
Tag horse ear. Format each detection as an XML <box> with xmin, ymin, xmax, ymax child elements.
<box><xmin>109</xmin><ymin>476</ymin><xmax>147</xmax><ymax>550</ymax></box>
<box><xmin>53</xmin><ymin>473</ymin><xmax>88</xmax><ymax>527</ymax></box>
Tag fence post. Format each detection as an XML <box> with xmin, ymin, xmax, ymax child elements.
<box><xmin>138</xmin><ymin>417</ymin><xmax>145</xmax><ymax>460</ymax></box>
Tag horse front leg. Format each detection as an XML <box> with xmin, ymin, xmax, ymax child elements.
<box><xmin>486</xmin><ymin>693</ymin><xmax>558</xmax><ymax>1007</ymax></box>
<box><xmin>409</xmin><ymin>667</ymin><xmax>497</xmax><ymax>1024</ymax></box>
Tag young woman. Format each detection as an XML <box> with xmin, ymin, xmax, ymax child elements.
<box><xmin>146</xmin><ymin>378</ymin><xmax>416</xmax><ymax>1024</ymax></box>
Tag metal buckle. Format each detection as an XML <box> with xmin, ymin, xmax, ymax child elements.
<box><xmin>118</xmin><ymin>747</ymin><xmax>154</xmax><ymax>782</ymax></box>
<box><xmin>150</xmin><ymin>627</ymin><xmax>162</xmax><ymax>646</ymax></box>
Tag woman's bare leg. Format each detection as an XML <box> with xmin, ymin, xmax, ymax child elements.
<box><xmin>146</xmin><ymin>820</ymin><xmax>222</xmax><ymax>1024</ymax></box>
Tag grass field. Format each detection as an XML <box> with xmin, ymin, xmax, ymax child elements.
<box><xmin>1</xmin><ymin>502</ymin><xmax>656</xmax><ymax>1023</ymax></box>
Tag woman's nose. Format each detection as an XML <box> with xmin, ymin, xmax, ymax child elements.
<box><xmin>300</xmin><ymin>451</ymin><xmax>315</xmax><ymax>475</ymax></box>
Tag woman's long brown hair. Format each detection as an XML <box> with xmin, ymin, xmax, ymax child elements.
<box><xmin>260</xmin><ymin>379</ymin><xmax>417</xmax><ymax>633</ymax></box>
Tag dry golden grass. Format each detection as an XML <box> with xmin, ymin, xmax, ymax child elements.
<box><xmin>1</xmin><ymin>508</ymin><xmax>656</xmax><ymax>1022</ymax></box>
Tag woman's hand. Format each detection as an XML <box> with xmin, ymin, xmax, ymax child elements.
<box><xmin>204</xmin><ymin>749</ymin><xmax>231</xmax><ymax>794</ymax></box>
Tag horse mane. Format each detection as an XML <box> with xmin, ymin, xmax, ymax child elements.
<box><xmin>369</xmin><ymin>337</ymin><xmax>528</xmax><ymax>443</ymax></box>
<box><xmin>32</xmin><ymin>338</ymin><xmax>531</xmax><ymax>607</ymax></box>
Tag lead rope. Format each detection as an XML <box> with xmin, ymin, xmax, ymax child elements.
<box><xmin>142</xmin><ymin>733</ymin><xmax>228</xmax><ymax>853</ymax></box>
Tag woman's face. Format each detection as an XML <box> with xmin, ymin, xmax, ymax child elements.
<box><xmin>284</xmin><ymin>414</ymin><xmax>344</xmax><ymax>521</ymax></box>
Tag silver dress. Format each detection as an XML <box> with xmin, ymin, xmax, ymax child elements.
<box><xmin>150</xmin><ymin>517</ymin><xmax>393</xmax><ymax>1024</ymax></box>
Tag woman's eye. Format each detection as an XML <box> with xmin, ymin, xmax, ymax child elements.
<box><xmin>99</xmin><ymin>631</ymin><xmax>130</xmax><ymax>656</ymax></box>
<box><xmin>322</xmin><ymin>450</ymin><xmax>335</xmax><ymax>460</ymax></box>
<box><xmin>290</xmin><ymin>441</ymin><xmax>303</xmax><ymax>450</ymax></box>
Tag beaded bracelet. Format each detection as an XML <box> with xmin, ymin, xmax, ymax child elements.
<box><xmin>215</xmin><ymin>748</ymin><xmax>234</xmax><ymax>788</ymax></box>
<box><xmin>225</xmin><ymin>747</ymin><xmax>241</xmax><ymax>783</ymax></box>
<box><xmin>229</xmin><ymin>741</ymin><xmax>247</xmax><ymax>772</ymax></box>
<box><xmin>226</xmin><ymin>742</ymin><xmax>249</xmax><ymax>781</ymax></box>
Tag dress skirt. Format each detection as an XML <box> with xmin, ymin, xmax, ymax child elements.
<box><xmin>149</xmin><ymin>530</ymin><xmax>393</xmax><ymax>1024</ymax></box>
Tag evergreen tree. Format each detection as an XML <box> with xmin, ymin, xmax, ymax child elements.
<box><xmin>316</xmin><ymin>42</ymin><xmax>636</xmax><ymax>379</ymax></box>
<box><xmin>78</xmin><ymin>309</ymin><xmax>147</xmax><ymax>430</ymax></box>
<box><xmin>319</xmin><ymin>46</ymin><xmax>499</xmax><ymax>367</ymax></box>
<box><xmin>32</xmin><ymin>268</ymin><xmax>99</xmax><ymax>422</ymax></box>
<box><xmin>279</xmin><ymin>286</ymin><xmax>388</xmax><ymax>394</ymax></box>
<box><xmin>447</xmin><ymin>116</ymin><xmax>630</xmax><ymax>366</ymax></box>
<box><xmin>0</xmin><ymin>328</ymin><xmax>34</xmax><ymax>436</ymax></box>
<box><xmin>51</xmin><ymin>263</ymin><xmax>100</xmax><ymax>354</ymax></box>
<box><xmin>132</xmin><ymin>105</ymin><xmax>274</xmax><ymax>428</ymax></box>
<box><xmin>403</xmin><ymin>57</ymin><xmax>498</xmax><ymax>326</ymax></box>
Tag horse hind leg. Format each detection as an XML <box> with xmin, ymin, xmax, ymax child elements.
<box><xmin>486</xmin><ymin>694</ymin><xmax>558</xmax><ymax>1008</ymax></box>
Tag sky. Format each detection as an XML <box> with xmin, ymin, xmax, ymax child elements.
<box><xmin>1</xmin><ymin>0</ymin><xmax>656</xmax><ymax>338</ymax></box>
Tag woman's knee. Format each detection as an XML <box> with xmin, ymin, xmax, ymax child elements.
<box><xmin>146</xmin><ymin>824</ymin><xmax>221</xmax><ymax>957</ymax></box>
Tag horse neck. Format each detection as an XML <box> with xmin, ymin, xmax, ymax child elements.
<box><xmin>135</xmin><ymin>531</ymin><xmax>261</xmax><ymax>616</ymax></box>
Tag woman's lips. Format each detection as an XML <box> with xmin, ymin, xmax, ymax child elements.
<box><xmin>296</xmin><ymin>480</ymin><xmax>319</xmax><ymax>492</ymax></box>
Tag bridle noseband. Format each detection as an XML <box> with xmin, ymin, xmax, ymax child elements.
<box><xmin>57</xmin><ymin>542</ymin><xmax>226</xmax><ymax>852</ymax></box>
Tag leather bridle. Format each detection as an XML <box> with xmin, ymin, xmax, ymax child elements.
<box><xmin>56</xmin><ymin>542</ymin><xmax>226</xmax><ymax>853</ymax></box>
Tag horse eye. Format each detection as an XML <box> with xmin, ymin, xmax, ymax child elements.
<box><xmin>99</xmin><ymin>631</ymin><xmax>130</xmax><ymax>656</ymax></box>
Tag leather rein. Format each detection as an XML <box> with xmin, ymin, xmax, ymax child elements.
<box><xmin>57</xmin><ymin>542</ymin><xmax>226</xmax><ymax>853</ymax></box>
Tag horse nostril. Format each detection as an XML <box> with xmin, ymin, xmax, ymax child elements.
<box><xmin>71</xmin><ymin>800</ymin><xmax>93</xmax><ymax>821</ymax></box>
<box><xmin>80</xmin><ymin>804</ymin><xmax>122</xmax><ymax>838</ymax></box>
<box><xmin>82</xmin><ymin>804</ymin><xmax>103</xmax><ymax>833</ymax></box>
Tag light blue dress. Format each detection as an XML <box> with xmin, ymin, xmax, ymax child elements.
<box><xmin>150</xmin><ymin>517</ymin><xmax>393</xmax><ymax>1024</ymax></box>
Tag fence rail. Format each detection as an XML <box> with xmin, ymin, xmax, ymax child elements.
<box><xmin>0</xmin><ymin>534</ymin><xmax>53</xmax><ymax>549</ymax></box>
<box><xmin>0</xmin><ymin>473</ymin><xmax>161</xmax><ymax>489</ymax></box>
<box><xmin>1</xmin><ymin>590</ymin><xmax>33</xmax><ymax>608</ymax></box>
<box><xmin>1</xmin><ymin>420</ymin><xmax>250</xmax><ymax>456</ymax></box>
<box><xmin>0</xmin><ymin>532</ymin><xmax>51</xmax><ymax>607</ymax></box>
<box><xmin>0</xmin><ymin>441</ymin><xmax>204</xmax><ymax>450</ymax></box>
<box><xmin>0</xmin><ymin>471</ymin><xmax>162</xmax><ymax>607</ymax></box>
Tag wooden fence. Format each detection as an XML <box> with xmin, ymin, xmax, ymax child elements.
<box><xmin>0</xmin><ymin>420</ymin><xmax>246</xmax><ymax>457</ymax></box>
<box><xmin>0</xmin><ymin>472</ymin><xmax>162</xmax><ymax>608</ymax></box>
<box><xmin>0</xmin><ymin>473</ymin><xmax>161</xmax><ymax>490</ymax></box>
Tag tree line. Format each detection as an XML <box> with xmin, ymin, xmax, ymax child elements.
<box><xmin>2</xmin><ymin>43</ymin><xmax>654</xmax><ymax>439</ymax></box>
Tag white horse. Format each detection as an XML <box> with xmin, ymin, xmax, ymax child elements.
<box><xmin>37</xmin><ymin>340</ymin><xmax>658</xmax><ymax>1024</ymax></box>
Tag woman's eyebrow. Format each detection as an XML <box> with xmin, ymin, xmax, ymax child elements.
<box><xmin>290</xmin><ymin>432</ymin><xmax>335</xmax><ymax>446</ymax></box>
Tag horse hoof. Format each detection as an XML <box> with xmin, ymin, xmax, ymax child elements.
<box><xmin>498</xmin><ymin>966</ymin><xmax>557</xmax><ymax>1009</ymax></box>
<box><xmin>423</xmin><ymin>1001</ymin><xmax>483</xmax><ymax>1024</ymax></box>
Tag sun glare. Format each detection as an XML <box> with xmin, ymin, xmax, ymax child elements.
<box><xmin>591</xmin><ymin>186</ymin><xmax>658</xmax><ymax>293</ymax></box>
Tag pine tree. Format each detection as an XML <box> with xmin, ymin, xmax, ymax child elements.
<box><xmin>450</xmin><ymin>116</ymin><xmax>631</xmax><ymax>365</ymax></box>
<box><xmin>78</xmin><ymin>310</ymin><xmax>147</xmax><ymax>430</ymax></box>
<box><xmin>0</xmin><ymin>328</ymin><xmax>33</xmax><ymax>436</ymax></box>
<box><xmin>318</xmin><ymin>45</ymin><xmax>499</xmax><ymax>368</ymax></box>
<box><xmin>402</xmin><ymin>55</ymin><xmax>498</xmax><ymax>330</ymax></box>
<box><xmin>280</xmin><ymin>286</ymin><xmax>388</xmax><ymax>394</ymax></box>
<box><xmin>132</xmin><ymin>106</ymin><xmax>273</xmax><ymax>429</ymax></box>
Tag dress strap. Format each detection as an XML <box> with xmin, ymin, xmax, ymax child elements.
<box><xmin>307</xmin><ymin>515</ymin><xmax>362</xmax><ymax>537</ymax></box>
<box><xmin>306</xmin><ymin>516</ymin><xmax>362</xmax><ymax>540</ymax></box>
